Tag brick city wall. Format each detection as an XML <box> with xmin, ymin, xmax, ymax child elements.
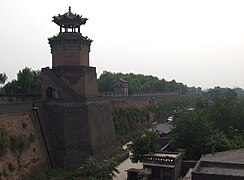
<box><xmin>0</xmin><ymin>101</ymin><xmax>49</xmax><ymax>177</ymax></box>
<box><xmin>38</xmin><ymin>97</ymin><xmax>117</xmax><ymax>168</ymax></box>
<box><xmin>108</xmin><ymin>93</ymin><xmax>201</xmax><ymax>108</ymax></box>
<box><xmin>108</xmin><ymin>94</ymin><xmax>177</xmax><ymax>108</ymax></box>
<box><xmin>0</xmin><ymin>93</ymin><xmax>200</xmax><ymax>169</ymax></box>
<box><xmin>39</xmin><ymin>99</ymin><xmax>93</xmax><ymax>167</ymax></box>
<box><xmin>87</xmin><ymin>98</ymin><xmax>117</xmax><ymax>159</ymax></box>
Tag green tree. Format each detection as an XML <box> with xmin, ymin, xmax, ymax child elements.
<box><xmin>209</xmin><ymin>97</ymin><xmax>242</xmax><ymax>133</ymax></box>
<box><xmin>112</xmin><ymin>106</ymin><xmax>147</xmax><ymax>140</ymax></box>
<box><xmin>170</xmin><ymin>110</ymin><xmax>214</xmax><ymax>160</ymax></box>
<box><xmin>3</xmin><ymin>67</ymin><xmax>40</xmax><ymax>94</ymax></box>
<box><xmin>170</xmin><ymin>97</ymin><xmax>244</xmax><ymax>160</ymax></box>
<box><xmin>195</xmin><ymin>97</ymin><xmax>208</xmax><ymax>109</ymax></box>
<box><xmin>79</xmin><ymin>157</ymin><xmax>119</xmax><ymax>180</ymax></box>
<box><xmin>98</xmin><ymin>71</ymin><xmax>194</xmax><ymax>93</ymax></box>
<box><xmin>206</xmin><ymin>131</ymin><xmax>231</xmax><ymax>153</ymax></box>
<box><xmin>205</xmin><ymin>87</ymin><xmax>238</xmax><ymax>102</ymax></box>
<box><xmin>127</xmin><ymin>130</ymin><xmax>160</xmax><ymax>163</ymax></box>
<box><xmin>97</xmin><ymin>71</ymin><xmax>117</xmax><ymax>92</ymax></box>
<box><xmin>0</xmin><ymin>73</ymin><xmax>7</xmax><ymax>84</ymax></box>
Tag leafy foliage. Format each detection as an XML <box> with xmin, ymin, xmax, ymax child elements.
<box><xmin>112</xmin><ymin>97</ymin><xmax>195</xmax><ymax>144</ymax></box>
<box><xmin>203</xmin><ymin>86</ymin><xmax>238</xmax><ymax>102</ymax></box>
<box><xmin>98</xmin><ymin>71</ymin><xmax>199</xmax><ymax>93</ymax></box>
<box><xmin>127</xmin><ymin>130</ymin><xmax>160</xmax><ymax>163</ymax></box>
<box><xmin>112</xmin><ymin>107</ymin><xmax>148</xmax><ymax>140</ymax></box>
<box><xmin>0</xmin><ymin>73</ymin><xmax>7</xmax><ymax>84</ymax></box>
<box><xmin>170</xmin><ymin>97</ymin><xmax>244</xmax><ymax>160</ymax></box>
<box><xmin>171</xmin><ymin>110</ymin><xmax>214</xmax><ymax>160</ymax></box>
<box><xmin>3</xmin><ymin>67</ymin><xmax>40</xmax><ymax>94</ymax></box>
<box><xmin>79</xmin><ymin>157</ymin><xmax>119</xmax><ymax>180</ymax></box>
<box><xmin>0</xmin><ymin>127</ymin><xmax>36</xmax><ymax>166</ymax></box>
<box><xmin>9</xmin><ymin>135</ymin><xmax>27</xmax><ymax>155</ymax></box>
<box><xmin>151</xmin><ymin>97</ymin><xmax>195</xmax><ymax>121</ymax></box>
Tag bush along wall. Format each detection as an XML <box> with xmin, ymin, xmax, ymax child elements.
<box><xmin>112</xmin><ymin>97</ymin><xmax>196</xmax><ymax>144</ymax></box>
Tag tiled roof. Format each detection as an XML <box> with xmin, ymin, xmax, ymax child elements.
<box><xmin>149</xmin><ymin>122</ymin><xmax>172</xmax><ymax>134</ymax></box>
<box><xmin>114</xmin><ymin>79</ymin><xmax>128</xmax><ymax>83</ymax></box>
<box><xmin>200</xmin><ymin>148</ymin><xmax>244</xmax><ymax>165</ymax></box>
<box><xmin>194</xmin><ymin>148</ymin><xmax>244</xmax><ymax>177</ymax></box>
<box><xmin>52</xmin><ymin>6</ymin><xmax>87</xmax><ymax>27</ymax></box>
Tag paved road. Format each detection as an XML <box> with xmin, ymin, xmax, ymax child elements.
<box><xmin>114</xmin><ymin>143</ymin><xmax>142</xmax><ymax>180</ymax></box>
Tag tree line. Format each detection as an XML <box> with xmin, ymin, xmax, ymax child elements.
<box><xmin>126</xmin><ymin>91</ymin><xmax>244</xmax><ymax>164</ymax></box>
<box><xmin>112</xmin><ymin>97</ymin><xmax>196</xmax><ymax>144</ymax></box>
<box><xmin>1</xmin><ymin>68</ymin><xmax>243</xmax><ymax>98</ymax></box>
<box><xmin>0</xmin><ymin>67</ymin><xmax>40</xmax><ymax>94</ymax></box>
<box><xmin>170</xmin><ymin>92</ymin><xmax>244</xmax><ymax>160</ymax></box>
<box><xmin>98</xmin><ymin>71</ymin><xmax>201</xmax><ymax>93</ymax></box>
<box><xmin>0</xmin><ymin>73</ymin><xmax>7</xmax><ymax>84</ymax></box>
<box><xmin>1</xmin><ymin>68</ymin><xmax>201</xmax><ymax>94</ymax></box>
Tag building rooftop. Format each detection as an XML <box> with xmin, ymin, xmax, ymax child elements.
<box><xmin>52</xmin><ymin>6</ymin><xmax>87</xmax><ymax>27</ymax></box>
<box><xmin>149</xmin><ymin>122</ymin><xmax>172</xmax><ymax>134</ymax></box>
<box><xmin>114</xmin><ymin>79</ymin><xmax>128</xmax><ymax>83</ymax></box>
<box><xmin>200</xmin><ymin>148</ymin><xmax>244</xmax><ymax>165</ymax></box>
<box><xmin>193</xmin><ymin>148</ymin><xmax>244</xmax><ymax>177</ymax></box>
<box><xmin>143</xmin><ymin>151</ymin><xmax>182</xmax><ymax>169</ymax></box>
<box><xmin>152</xmin><ymin>153</ymin><xmax>178</xmax><ymax>158</ymax></box>
<box><xmin>199</xmin><ymin>166</ymin><xmax>244</xmax><ymax>176</ymax></box>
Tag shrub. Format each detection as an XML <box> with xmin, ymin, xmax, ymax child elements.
<box><xmin>7</xmin><ymin>163</ymin><xmax>15</xmax><ymax>172</ymax></box>
<box><xmin>0</xmin><ymin>128</ymin><xmax>8</xmax><ymax>157</ymax></box>
<box><xmin>9</xmin><ymin>135</ymin><xmax>26</xmax><ymax>155</ymax></box>
<box><xmin>22</xmin><ymin>122</ymin><xmax>27</xmax><ymax>129</ymax></box>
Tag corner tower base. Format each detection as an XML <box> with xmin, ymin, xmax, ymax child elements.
<box><xmin>39</xmin><ymin>98</ymin><xmax>117</xmax><ymax>168</ymax></box>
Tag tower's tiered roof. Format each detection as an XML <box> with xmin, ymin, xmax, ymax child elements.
<box><xmin>52</xmin><ymin>6</ymin><xmax>87</xmax><ymax>28</ymax></box>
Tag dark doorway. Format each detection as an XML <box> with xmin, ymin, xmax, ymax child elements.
<box><xmin>46</xmin><ymin>87</ymin><xmax>53</xmax><ymax>99</ymax></box>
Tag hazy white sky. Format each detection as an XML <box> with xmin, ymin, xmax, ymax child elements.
<box><xmin>1</xmin><ymin>0</ymin><xmax>244</xmax><ymax>89</ymax></box>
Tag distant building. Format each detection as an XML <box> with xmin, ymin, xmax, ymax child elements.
<box><xmin>150</xmin><ymin>122</ymin><xmax>173</xmax><ymax>137</ymax></box>
<box><xmin>114</xmin><ymin>79</ymin><xmax>128</xmax><ymax>96</ymax></box>
<box><xmin>192</xmin><ymin>148</ymin><xmax>244</xmax><ymax>180</ymax></box>
<box><xmin>143</xmin><ymin>152</ymin><xmax>182</xmax><ymax>180</ymax></box>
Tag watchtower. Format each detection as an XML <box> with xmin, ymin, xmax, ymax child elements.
<box><xmin>50</xmin><ymin>6</ymin><xmax>91</xmax><ymax>67</ymax></box>
<box><xmin>40</xmin><ymin>7</ymin><xmax>117</xmax><ymax>168</ymax></box>
<box><xmin>42</xmin><ymin>7</ymin><xmax>98</xmax><ymax>98</ymax></box>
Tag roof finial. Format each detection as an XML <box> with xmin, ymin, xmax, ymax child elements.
<box><xmin>69</xmin><ymin>6</ymin><xmax>71</xmax><ymax>13</ymax></box>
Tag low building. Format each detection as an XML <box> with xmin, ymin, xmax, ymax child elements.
<box><xmin>114</xmin><ymin>79</ymin><xmax>128</xmax><ymax>96</ymax></box>
<box><xmin>126</xmin><ymin>168</ymin><xmax>151</xmax><ymax>180</ymax></box>
<box><xmin>192</xmin><ymin>148</ymin><xmax>244</xmax><ymax>180</ymax></box>
<box><xmin>143</xmin><ymin>152</ymin><xmax>182</xmax><ymax>180</ymax></box>
<box><xmin>150</xmin><ymin>122</ymin><xmax>173</xmax><ymax>137</ymax></box>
